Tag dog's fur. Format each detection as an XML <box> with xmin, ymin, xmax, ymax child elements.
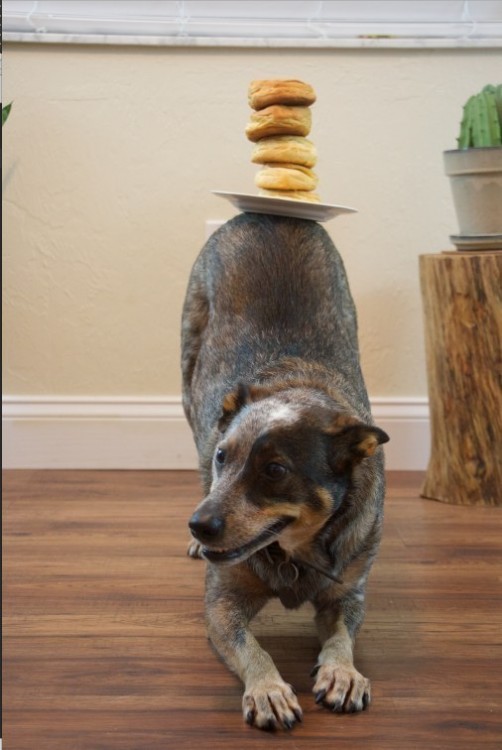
<box><xmin>181</xmin><ymin>213</ymin><xmax>389</xmax><ymax>730</ymax></box>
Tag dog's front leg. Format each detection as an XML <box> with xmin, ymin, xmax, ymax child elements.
<box><xmin>312</xmin><ymin>588</ymin><xmax>371</xmax><ymax>713</ymax></box>
<box><xmin>205</xmin><ymin>565</ymin><xmax>303</xmax><ymax>730</ymax></box>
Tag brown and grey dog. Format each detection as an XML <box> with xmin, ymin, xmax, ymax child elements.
<box><xmin>181</xmin><ymin>212</ymin><xmax>389</xmax><ymax>730</ymax></box>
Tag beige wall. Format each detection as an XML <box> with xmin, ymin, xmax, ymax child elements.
<box><xmin>2</xmin><ymin>42</ymin><xmax>498</xmax><ymax>399</ymax></box>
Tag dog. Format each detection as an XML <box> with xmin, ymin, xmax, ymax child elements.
<box><xmin>181</xmin><ymin>212</ymin><xmax>389</xmax><ymax>730</ymax></box>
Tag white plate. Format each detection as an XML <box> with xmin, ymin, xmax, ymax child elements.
<box><xmin>212</xmin><ymin>191</ymin><xmax>357</xmax><ymax>223</ymax></box>
<box><xmin>450</xmin><ymin>234</ymin><xmax>502</xmax><ymax>251</ymax></box>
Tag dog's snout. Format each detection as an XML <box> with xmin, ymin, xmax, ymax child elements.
<box><xmin>189</xmin><ymin>510</ymin><xmax>225</xmax><ymax>543</ymax></box>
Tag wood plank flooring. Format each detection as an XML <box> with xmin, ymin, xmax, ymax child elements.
<box><xmin>3</xmin><ymin>470</ymin><xmax>501</xmax><ymax>749</ymax></box>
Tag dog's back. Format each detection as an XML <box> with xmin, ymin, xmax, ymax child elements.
<box><xmin>182</xmin><ymin>213</ymin><xmax>371</xmax><ymax>471</ymax></box>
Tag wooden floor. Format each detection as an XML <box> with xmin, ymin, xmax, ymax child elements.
<box><xmin>3</xmin><ymin>470</ymin><xmax>501</xmax><ymax>749</ymax></box>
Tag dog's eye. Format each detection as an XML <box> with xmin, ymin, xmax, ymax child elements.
<box><xmin>215</xmin><ymin>448</ymin><xmax>226</xmax><ymax>465</ymax></box>
<box><xmin>264</xmin><ymin>462</ymin><xmax>287</xmax><ymax>480</ymax></box>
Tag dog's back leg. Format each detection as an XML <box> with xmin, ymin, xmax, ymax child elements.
<box><xmin>181</xmin><ymin>265</ymin><xmax>209</xmax><ymax>428</ymax></box>
<box><xmin>182</xmin><ymin>264</ymin><xmax>210</xmax><ymax>558</ymax></box>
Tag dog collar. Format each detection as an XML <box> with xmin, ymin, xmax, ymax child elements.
<box><xmin>292</xmin><ymin>557</ymin><xmax>344</xmax><ymax>586</ymax></box>
<box><xmin>274</xmin><ymin>558</ymin><xmax>343</xmax><ymax>609</ymax></box>
<box><xmin>263</xmin><ymin>543</ymin><xmax>344</xmax><ymax>587</ymax></box>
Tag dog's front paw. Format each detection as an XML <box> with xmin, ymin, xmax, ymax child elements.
<box><xmin>312</xmin><ymin>663</ymin><xmax>370</xmax><ymax>713</ymax></box>
<box><xmin>243</xmin><ymin>680</ymin><xmax>303</xmax><ymax>731</ymax></box>
<box><xmin>187</xmin><ymin>539</ymin><xmax>204</xmax><ymax>559</ymax></box>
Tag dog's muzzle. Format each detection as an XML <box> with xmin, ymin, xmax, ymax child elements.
<box><xmin>188</xmin><ymin>509</ymin><xmax>225</xmax><ymax>544</ymax></box>
<box><xmin>188</xmin><ymin>514</ymin><xmax>294</xmax><ymax>565</ymax></box>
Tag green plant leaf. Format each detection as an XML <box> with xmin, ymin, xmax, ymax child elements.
<box><xmin>2</xmin><ymin>102</ymin><xmax>13</xmax><ymax>126</ymax></box>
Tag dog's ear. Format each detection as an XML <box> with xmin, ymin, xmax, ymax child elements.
<box><xmin>329</xmin><ymin>423</ymin><xmax>389</xmax><ymax>472</ymax></box>
<box><xmin>218</xmin><ymin>382</ymin><xmax>251</xmax><ymax>432</ymax></box>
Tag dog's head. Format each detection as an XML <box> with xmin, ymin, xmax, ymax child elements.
<box><xmin>188</xmin><ymin>384</ymin><xmax>389</xmax><ymax>565</ymax></box>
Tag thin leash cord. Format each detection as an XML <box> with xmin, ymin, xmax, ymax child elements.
<box><xmin>292</xmin><ymin>556</ymin><xmax>344</xmax><ymax>585</ymax></box>
<box><xmin>263</xmin><ymin>542</ymin><xmax>344</xmax><ymax>586</ymax></box>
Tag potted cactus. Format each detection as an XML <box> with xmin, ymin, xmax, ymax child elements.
<box><xmin>444</xmin><ymin>84</ymin><xmax>502</xmax><ymax>249</ymax></box>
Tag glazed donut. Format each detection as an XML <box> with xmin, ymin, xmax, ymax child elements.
<box><xmin>249</xmin><ymin>79</ymin><xmax>316</xmax><ymax>111</ymax></box>
<box><xmin>245</xmin><ymin>105</ymin><xmax>311</xmax><ymax>142</ymax></box>
<box><xmin>251</xmin><ymin>135</ymin><xmax>317</xmax><ymax>168</ymax></box>
<box><xmin>259</xmin><ymin>189</ymin><xmax>321</xmax><ymax>203</ymax></box>
<box><xmin>255</xmin><ymin>165</ymin><xmax>318</xmax><ymax>191</ymax></box>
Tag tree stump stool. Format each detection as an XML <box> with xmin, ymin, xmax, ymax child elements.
<box><xmin>419</xmin><ymin>251</ymin><xmax>502</xmax><ymax>506</ymax></box>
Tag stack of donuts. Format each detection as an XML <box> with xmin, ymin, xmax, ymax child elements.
<box><xmin>246</xmin><ymin>79</ymin><xmax>320</xmax><ymax>203</ymax></box>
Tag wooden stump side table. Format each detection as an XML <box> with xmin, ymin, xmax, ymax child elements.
<box><xmin>419</xmin><ymin>250</ymin><xmax>502</xmax><ymax>506</ymax></box>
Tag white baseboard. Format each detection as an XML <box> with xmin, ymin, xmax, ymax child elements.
<box><xmin>371</xmin><ymin>397</ymin><xmax>430</xmax><ymax>471</ymax></box>
<box><xmin>2</xmin><ymin>395</ymin><xmax>429</xmax><ymax>471</ymax></box>
<box><xmin>2</xmin><ymin>396</ymin><xmax>199</xmax><ymax>470</ymax></box>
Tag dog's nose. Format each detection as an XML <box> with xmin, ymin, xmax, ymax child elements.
<box><xmin>188</xmin><ymin>511</ymin><xmax>225</xmax><ymax>543</ymax></box>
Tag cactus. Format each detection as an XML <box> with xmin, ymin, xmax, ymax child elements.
<box><xmin>457</xmin><ymin>84</ymin><xmax>502</xmax><ymax>148</ymax></box>
<box><xmin>488</xmin><ymin>83</ymin><xmax>502</xmax><ymax>126</ymax></box>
